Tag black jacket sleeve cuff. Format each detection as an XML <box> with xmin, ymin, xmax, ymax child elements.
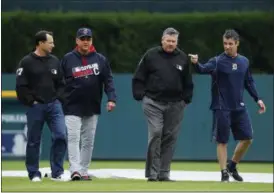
<box><xmin>183</xmin><ymin>98</ymin><xmax>191</xmax><ymax>104</ymax></box>
<box><xmin>133</xmin><ymin>93</ymin><xmax>145</xmax><ymax>101</ymax></box>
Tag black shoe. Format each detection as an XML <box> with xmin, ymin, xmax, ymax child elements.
<box><xmin>147</xmin><ymin>178</ymin><xmax>158</xmax><ymax>182</ymax></box>
<box><xmin>159</xmin><ymin>177</ymin><xmax>176</xmax><ymax>182</ymax></box>
<box><xmin>71</xmin><ymin>171</ymin><xmax>81</xmax><ymax>181</ymax></box>
<box><xmin>221</xmin><ymin>170</ymin><xmax>229</xmax><ymax>182</ymax></box>
<box><xmin>227</xmin><ymin>164</ymin><xmax>243</xmax><ymax>182</ymax></box>
<box><xmin>81</xmin><ymin>175</ymin><xmax>92</xmax><ymax>181</ymax></box>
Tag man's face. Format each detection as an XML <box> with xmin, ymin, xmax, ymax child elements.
<box><xmin>161</xmin><ymin>34</ymin><xmax>178</xmax><ymax>53</ymax></box>
<box><xmin>40</xmin><ymin>34</ymin><xmax>54</xmax><ymax>54</ymax></box>
<box><xmin>76</xmin><ymin>36</ymin><xmax>92</xmax><ymax>52</ymax></box>
<box><xmin>223</xmin><ymin>37</ymin><xmax>239</xmax><ymax>56</ymax></box>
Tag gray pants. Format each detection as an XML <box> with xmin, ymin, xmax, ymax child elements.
<box><xmin>65</xmin><ymin>115</ymin><xmax>98</xmax><ymax>176</ymax></box>
<box><xmin>142</xmin><ymin>96</ymin><xmax>185</xmax><ymax>179</ymax></box>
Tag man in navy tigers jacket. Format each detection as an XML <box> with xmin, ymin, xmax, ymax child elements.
<box><xmin>189</xmin><ymin>29</ymin><xmax>266</xmax><ymax>182</ymax></box>
<box><xmin>61</xmin><ymin>27</ymin><xmax>117</xmax><ymax>181</ymax></box>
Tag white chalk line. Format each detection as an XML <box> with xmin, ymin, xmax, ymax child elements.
<box><xmin>2</xmin><ymin>168</ymin><xmax>273</xmax><ymax>183</ymax></box>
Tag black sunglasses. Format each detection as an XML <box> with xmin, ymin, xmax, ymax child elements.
<box><xmin>79</xmin><ymin>36</ymin><xmax>91</xmax><ymax>41</ymax></box>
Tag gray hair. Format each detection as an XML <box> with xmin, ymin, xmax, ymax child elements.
<box><xmin>162</xmin><ymin>27</ymin><xmax>179</xmax><ymax>37</ymax></box>
<box><xmin>223</xmin><ymin>29</ymin><xmax>240</xmax><ymax>41</ymax></box>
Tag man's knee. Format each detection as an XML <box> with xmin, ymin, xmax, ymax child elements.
<box><xmin>162</xmin><ymin>131</ymin><xmax>178</xmax><ymax>143</ymax></box>
<box><xmin>215</xmin><ymin>136</ymin><xmax>229</xmax><ymax>144</ymax></box>
<box><xmin>149</xmin><ymin>128</ymin><xmax>162</xmax><ymax>138</ymax></box>
<box><xmin>217</xmin><ymin>143</ymin><xmax>228</xmax><ymax>147</ymax></box>
<box><xmin>240</xmin><ymin>139</ymin><xmax>253</xmax><ymax>145</ymax></box>
<box><xmin>58</xmin><ymin>132</ymin><xmax>67</xmax><ymax>141</ymax></box>
<box><xmin>54</xmin><ymin>119</ymin><xmax>67</xmax><ymax>140</ymax></box>
<box><xmin>27</xmin><ymin>140</ymin><xmax>41</xmax><ymax>148</ymax></box>
<box><xmin>53</xmin><ymin>128</ymin><xmax>67</xmax><ymax>141</ymax></box>
<box><xmin>148</xmin><ymin>129</ymin><xmax>162</xmax><ymax>147</ymax></box>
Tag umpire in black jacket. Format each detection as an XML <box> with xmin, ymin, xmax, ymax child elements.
<box><xmin>132</xmin><ymin>27</ymin><xmax>194</xmax><ymax>181</ymax></box>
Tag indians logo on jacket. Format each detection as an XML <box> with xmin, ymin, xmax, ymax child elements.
<box><xmin>72</xmin><ymin>63</ymin><xmax>100</xmax><ymax>78</ymax></box>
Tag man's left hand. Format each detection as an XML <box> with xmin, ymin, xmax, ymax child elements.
<box><xmin>107</xmin><ymin>101</ymin><xmax>116</xmax><ymax>112</ymax></box>
<box><xmin>257</xmin><ymin>100</ymin><xmax>266</xmax><ymax>114</ymax></box>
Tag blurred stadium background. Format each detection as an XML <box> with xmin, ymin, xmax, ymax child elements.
<box><xmin>1</xmin><ymin>0</ymin><xmax>273</xmax><ymax>191</ymax></box>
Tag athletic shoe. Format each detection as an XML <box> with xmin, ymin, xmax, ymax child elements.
<box><xmin>227</xmin><ymin>163</ymin><xmax>243</xmax><ymax>182</ymax></box>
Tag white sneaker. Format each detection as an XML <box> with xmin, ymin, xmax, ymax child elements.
<box><xmin>51</xmin><ymin>174</ymin><xmax>70</xmax><ymax>182</ymax></box>
<box><xmin>32</xmin><ymin>176</ymin><xmax>42</xmax><ymax>182</ymax></box>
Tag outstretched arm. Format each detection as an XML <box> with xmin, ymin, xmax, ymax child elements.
<box><xmin>188</xmin><ymin>54</ymin><xmax>216</xmax><ymax>74</ymax></box>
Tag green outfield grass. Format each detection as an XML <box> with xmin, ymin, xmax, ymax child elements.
<box><xmin>2</xmin><ymin>161</ymin><xmax>273</xmax><ymax>192</ymax></box>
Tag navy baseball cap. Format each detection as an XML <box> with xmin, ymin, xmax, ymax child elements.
<box><xmin>76</xmin><ymin>28</ymin><xmax>92</xmax><ymax>38</ymax></box>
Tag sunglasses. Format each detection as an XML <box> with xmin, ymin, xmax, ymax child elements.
<box><xmin>79</xmin><ymin>36</ymin><xmax>91</xmax><ymax>41</ymax></box>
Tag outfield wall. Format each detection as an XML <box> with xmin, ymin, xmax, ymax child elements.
<box><xmin>3</xmin><ymin>0</ymin><xmax>273</xmax><ymax>12</ymax></box>
<box><xmin>1</xmin><ymin>74</ymin><xmax>273</xmax><ymax>162</ymax></box>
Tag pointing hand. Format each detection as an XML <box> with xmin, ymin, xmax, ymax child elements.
<box><xmin>188</xmin><ymin>54</ymin><xmax>199</xmax><ymax>64</ymax></box>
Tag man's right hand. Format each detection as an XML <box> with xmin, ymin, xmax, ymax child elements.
<box><xmin>257</xmin><ymin>100</ymin><xmax>266</xmax><ymax>114</ymax></box>
<box><xmin>188</xmin><ymin>54</ymin><xmax>199</xmax><ymax>64</ymax></box>
<box><xmin>33</xmin><ymin>101</ymin><xmax>38</xmax><ymax>105</ymax></box>
<box><xmin>106</xmin><ymin>101</ymin><xmax>116</xmax><ymax>112</ymax></box>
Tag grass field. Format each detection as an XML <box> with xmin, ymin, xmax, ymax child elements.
<box><xmin>2</xmin><ymin>160</ymin><xmax>273</xmax><ymax>192</ymax></box>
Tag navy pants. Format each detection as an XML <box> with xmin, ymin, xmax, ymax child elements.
<box><xmin>26</xmin><ymin>99</ymin><xmax>67</xmax><ymax>180</ymax></box>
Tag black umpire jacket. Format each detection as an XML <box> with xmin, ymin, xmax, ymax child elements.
<box><xmin>132</xmin><ymin>46</ymin><xmax>194</xmax><ymax>104</ymax></box>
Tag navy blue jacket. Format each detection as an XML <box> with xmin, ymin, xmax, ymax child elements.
<box><xmin>61</xmin><ymin>47</ymin><xmax>116</xmax><ymax>116</ymax></box>
<box><xmin>195</xmin><ymin>52</ymin><xmax>260</xmax><ymax>111</ymax></box>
